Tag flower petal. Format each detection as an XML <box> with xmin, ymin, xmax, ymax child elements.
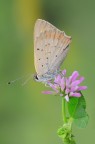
<box><xmin>77</xmin><ymin>86</ymin><xmax>87</xmax><ymax>91</ymax></box>
<box><xmin>54</xmin><ymin>83</ymin><xmax>59</xmax><ymax>89</ymax></box>
<box><xmin>65</xmin><ymin>88</ymin><xmax>70</xmax><ymax>94</ymax></box>
<box><xmin>60</xmin><ymin>77</ymin><xmax>65</xmax><ymax>91</ymax></box>
<box><xmin>54</xmin><ymin>74</ymin><xmax>61</xmax><ymax>84</ymax></box>
<box><xmin>68</xmin><ymin>76</ymin><xmax>72</xmax><ymax>84</ymax></box>
<box><xmin>42</xmin><ymin>91</ymin><xmax>54</xmax><ymax>95</ymax></box>
<box><xmin>71</xmin><ymin>80</ymin><xmax>82</xmax><ymax>87</ymax></box>
<box><xmin>70</xmin><ymin>86</ymin><xmax>79</xmax><ymax>92</ymax></box>
<box><xmin>70</xmin><ymin>92</ymin><xmax>81</xmax><ymax>97</ymax></box>
<box><xmin>71</xmin><ymin>71</ymin><xmax>79</xmax><ymax>82</ymax></box>
<box><xmin>65</xmin><ymin>95</ymin><xmax>69</xmax><ymax>102</ymax></box>
<box><xmin>66</xmin><ymin>78</ymin><xmax>70</xmax><ymax>87</ymax></box>
<box><xmin>79</xmin><ymin>76</ymin><xmax>85</xmax><ymax>83</ymax></box>
<box><xmin>62</xmin><ymin>69</ymin><xmax>66</xmax><ymax>76</ymax></box>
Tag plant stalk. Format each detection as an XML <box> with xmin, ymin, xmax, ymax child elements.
<box><xmin>62</xmin><ymin>97</ymin><xmax>67</xmax><ymax>123</ymax></box>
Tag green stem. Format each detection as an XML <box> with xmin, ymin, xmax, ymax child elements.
<box><xmin>62</xmin><ymin>97</ymin><xmax>67</xmax><ymax>123</ymax></box>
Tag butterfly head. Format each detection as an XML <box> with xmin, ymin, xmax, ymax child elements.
<box><xmin>33</xmin><ymin>73</ymin><xmax>53</xmax><ymax>83</ymax></box>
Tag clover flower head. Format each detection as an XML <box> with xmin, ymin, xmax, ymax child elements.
<box><xmin>42</xmin><ymin>70</ymin><xmax>87</xmax><ymax>102</ymax></box>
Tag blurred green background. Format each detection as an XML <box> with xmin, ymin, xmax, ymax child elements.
<box><xmin>0</xmin><ymin>0</ymin><xmax>94</xmax><ymax>144</ymax></box>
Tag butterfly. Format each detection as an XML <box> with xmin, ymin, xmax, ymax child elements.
<box><xmin>34</xmin><ymin>19</ymin><xmax>71</xmax><ymax>83</ymax></box>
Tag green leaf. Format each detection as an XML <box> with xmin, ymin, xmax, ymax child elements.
<box><xmin>74</xmin><ymin>114</ymin><xmax>89</xmax><ymax>128</ymax></box>
<box><xmin>68</xmin><ymin>94</ymin><xmax>89</xmax><ymax>128</ymax></box>
<box><xmin>68</xmin><ymin>97</ymin><xmax>78</xmax><ymax>117</ymax></box>
<box><xmin>68</xmin><ymin>96</ymin><xmax>86</xmax><ymax>119</ymax></box>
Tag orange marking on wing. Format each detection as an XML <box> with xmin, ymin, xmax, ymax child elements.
<box><xmin>45</xmin><ymin>31</ymin><xmax>71</xmax><ymax>42</ymax></box>
<box><xmin>45</xmin><ymin>31</ymin><xmax>64</xmax><ymax>39</ymax></box>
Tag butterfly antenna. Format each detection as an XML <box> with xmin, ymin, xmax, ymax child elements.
<box><xmin>21</xmin><ymin>74</ymin><xmax>34</xmax><ymax>86</ymax></box>
<box><xmin>7</xmin><ymin>73</ymin><xmax>31</xmax><ymax>85</ymax></box>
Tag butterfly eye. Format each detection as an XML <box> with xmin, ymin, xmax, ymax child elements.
<box><xmin>36</xmin><ymin>75</ymin><xmax>38</xmax><ymax>80</ymax></box>
<box><xmin>34</xmin><ymin>75</ymin><xmax>39</xmax><ymax>81</ymax></box>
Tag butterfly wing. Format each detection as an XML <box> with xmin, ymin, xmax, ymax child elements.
<box><xmin>34</xmin><ymin>19</ymin><xmax>71</xmax><ymax>77</ymax></box>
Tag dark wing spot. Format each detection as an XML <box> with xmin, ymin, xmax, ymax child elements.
<box><xmin>37</xmin><ymin>48</ymin><xmax>40</xmax><ymax>50</ymax></box>
<box><xmin>46</xmin><ymin>57</ymin><xmax>48</xmax><ymax>59</ymax></box>
<box><xmin>56</xmin><ymin>55</ymin><xmax>57</xmax><ymax>57</ymax></box>
<box><xmin>42</xmin><ymin>65</ymin><xmax>43</xmax><ymax>67</ymax></box>
<box><xmin>39</xmin><ymin>58</ymin><xmax>41</xmax><ymax>60</ymax></box>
